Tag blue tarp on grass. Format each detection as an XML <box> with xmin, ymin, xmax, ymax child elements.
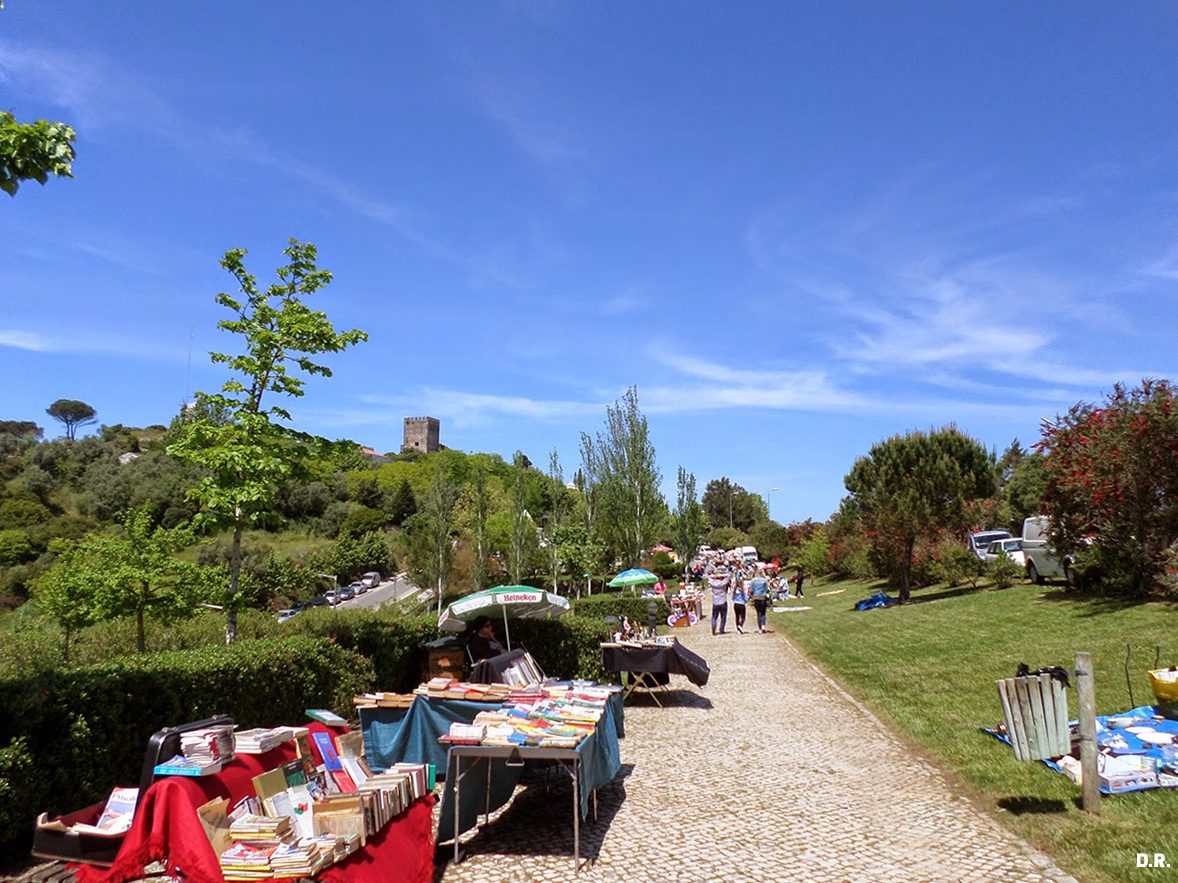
<box><xmin>983</xmin><ymin>705</ymin><xmax>1178</xmax><ymax>794</ymax></box>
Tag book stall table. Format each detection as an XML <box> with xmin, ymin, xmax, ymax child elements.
<box><xmin>438</xmin><ymin>711</ymin><xmax>621</xmax><ymax>872</ymax></box>
<box><xmin>360</xmin><ymin>688</ymin><xmax>624</xmax><ymax>775</ymax></box>
<box><xmin>444</xmin><ymin>744</ymin><xmax>592</xmax><ymax>870</ymax></box>
<box><xmin>600</xmin><ymin>639</ymin><xmax>710</xmax><ymax>707</ymax></box>
<box><xmin>70</xmin><ymin>722</ymin><xmax>434</xmax><ymax>883</ymax></box>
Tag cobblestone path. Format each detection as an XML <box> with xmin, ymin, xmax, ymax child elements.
<box><xmin>433</xmin><ymin>619</ymin><xmax>1077</xmax><ymax>883</ymax></box>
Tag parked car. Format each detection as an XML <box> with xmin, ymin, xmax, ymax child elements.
<box><xmin>324</xmin><ymin>589</ymin><xmax>342</xmax><ymax>606</ymax></box>
<box><xmin>310</xmin><ymin>594</ymin><xmax>328</xmax><ymax>607</ymax></box>
<box><xmin>983</xmin><ymin>538</ymin><xmax>1025</xmax><ymax>567</ymax></box>
<box><xmin>969</xmin><ymin>529</ymin><xmax>1013</xmax><ymax>559</ymax></box>
<box><xmin>338</xmin><ymin>586</ymin><xmax>355</xmax><ymax>602</ymax></box>
<box><xmin>276</xmin><ymin>608</ymin><xmax>299</xmax><ymax>623</ymax></box>
<box><xmin>1021</xmin><ymin>516</ymin><xmax>1067</xmax><ymax>584</ymax></box>
<box><xmin>361</xmin><ymin>571</ymin><xmax>382</xmax><ymax>589</ymax></box>
<box><xmin>349</xmin><ymin>580</ymin><xmax>367</xmax><ymax>595</ymax></box>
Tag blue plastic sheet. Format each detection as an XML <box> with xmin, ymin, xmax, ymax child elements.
<box><xmin>854</xmin><ymin>592</ymin><xmax>899</xmax><ymax>611</ymax></box>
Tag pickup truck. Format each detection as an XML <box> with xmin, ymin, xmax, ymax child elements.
<box><xmin>1021</xmin><ymin>516</ymin><xmax>1067</xmax><ymax>584</ymax></box>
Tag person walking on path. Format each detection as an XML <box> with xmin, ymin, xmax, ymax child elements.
<box><xmin>793</xmin><ymin>564</ymin><xmax>806</xmax><ymax>598</ymax></box>
<box><xmin>749</xmin><ymin>568</ymin><xmax>771</xmax><ymax>632</ymax></box>
<box><xmin>731</xmin><ymin>574</ymin><xmax>748</xmax><ymax>634</ymax></box>
<box><xmin>708</xmin><ymin>567</ymin><xmax>730</xmax><ymax>635</ymax></box>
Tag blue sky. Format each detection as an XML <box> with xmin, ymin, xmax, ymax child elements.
<box><xmin>3</xmin><ymin>3</ymin><xmax>1177</xmax><ymax>525</ymax></box>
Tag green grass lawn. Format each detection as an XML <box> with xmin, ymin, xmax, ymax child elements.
<box><xmin>771</xmin><ymin>576</ymin><xmax>1178</xmax><ymax>883</ymax></box>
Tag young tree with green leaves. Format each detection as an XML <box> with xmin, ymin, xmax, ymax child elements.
<box><xmin>29</xmin><ymin>543</ymin><xmax>99</xmax><ymax>662</ymax></box>
<box><xmin>509</xmin><ymin>451</ymin><xmax>531</xmax><ymax>585</ymax></box>
<box><xmin>0</xmin><ymin>111</ymin><xmax>76</xmax><ymax>197</ymax></box>
<box><xmin>469</xmin><ymin>462</ymin><xmax>491</xmax><ymax>591</ymax></box>
<box><xmin>423</xmin><ymin>470</ymin><xmax>460</xmax><ymax>615</ymax></box>
<box><xmin>844</xmin><ymin>426</ymin><xmax>996</xmax><ymax>602</ymax></box>
<box><xmin>168</xmin><ymin>239</ymin><xmax>366</xmax><ymax>643</ymax></box>
<box><xmin>35</xmin><ymin>507</ymin><xmax>201</xmax><ymax>653</ymax></box>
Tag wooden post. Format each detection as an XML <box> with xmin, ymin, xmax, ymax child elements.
<box><xmin>1076</xmin><ymin>651</ymin><xmax>1101</xmax><ymax>814</ymax></box>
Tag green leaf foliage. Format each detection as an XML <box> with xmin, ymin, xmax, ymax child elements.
<box><xmin>0</xmin><ymin>111</ymin><xmax>76</xmax><ymax>197</ymax></box>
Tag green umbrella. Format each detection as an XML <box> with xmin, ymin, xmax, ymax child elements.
<box><xmin>437</xmin><ymin>585</ymin><xmax>570</xmax><ymax>649</ymax></box>
<box><xmin>607</xmin><ymin>568</ymin><xmax>660</xmax><ymax>592</ymax></box>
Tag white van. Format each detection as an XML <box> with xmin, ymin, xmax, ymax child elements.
<box><xmin>1021</xmin><ymin>516</ymin><xmax>1066</xmax><ymax>583</ymax></box>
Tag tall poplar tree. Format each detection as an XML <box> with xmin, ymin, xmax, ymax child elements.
<box><xmin>595</xmin><ymin>387</ymin><xmax>665</xmax><ymax>567</ymax></box>
<box><xmin>168</xmin><ymin>239</ymin><xmax>366</xmax><ymax>643</ymax></box>
<box><xmin>673</xmin><ymin>467</ymin><xmax>709</xmax><ymax>579</ymax></box>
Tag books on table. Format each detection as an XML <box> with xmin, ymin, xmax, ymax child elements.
<box><xmin>182</xmin><ymin>724</ymin><xmax>235</xmax><ymax>765</ymax></box>
<box><xmin>305</xmin><ymin>708</ymin><xmax>348</xmax><ymax>726</ymax></box>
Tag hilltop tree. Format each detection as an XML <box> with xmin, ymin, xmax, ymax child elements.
<box><xmin>0</xmin><ymin>111</ymin><xmax>76</xmax><ymax>197</ymax></box>
<box><xmin>844</xmin><ymin>426</ymin><xmax>996</xmax><ymax>602</ymax></box>
<box><xmin>46</xmin><ymin>399</ymin><xmax>98</xmax><ymax>440</ymax></box>
<box><xmin>388</xmin><ymin>478</ymin><xmax>418</xmax><ymax>525</ymax></box>
<box><xmin>0</xmin><ymin>421</ymin><xmax>42</xmax><ymax>439</ymax></box>
<box><xmin>168</xmin><ymin>239</ymin><xmax>367</xmax><ymax>643</ymax></box>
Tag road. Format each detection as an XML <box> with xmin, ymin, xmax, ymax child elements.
<box><xmin>336</xmin><ymin>572</ymin><xmax>421</xmax><ymax>610</ymax></box>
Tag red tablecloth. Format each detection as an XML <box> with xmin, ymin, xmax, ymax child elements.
<box><xmin>74</xmin><ymin>723</ymin><xmax>434</xmax><ymax>883</ymax></box>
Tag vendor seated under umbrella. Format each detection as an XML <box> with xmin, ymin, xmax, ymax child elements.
<box><xmin>466</xmin><ymin>615</ymin><xmax>506</xmax><ymax>662</ymax></box>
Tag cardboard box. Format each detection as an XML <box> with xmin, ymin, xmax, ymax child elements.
<box><xmin>1098</xmin><ymin>755</ymin><xmax>1158</xmax><ymax>793</ymax></box>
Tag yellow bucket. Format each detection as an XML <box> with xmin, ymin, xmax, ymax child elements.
<box><xmin>1148</xmin><ymin>668</ymin><xmax>1178</xmax><ymax>718</ymax></box>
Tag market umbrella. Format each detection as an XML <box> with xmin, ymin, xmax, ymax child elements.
<box><xmin>607</xmin><ymin>568</ymin><xmax>660</xmax><ymax>595</ymax></box>
<box><xmin>437</xmin><ymin>585</ymin><xmax>570</xmax><ymax>650</ymax></box>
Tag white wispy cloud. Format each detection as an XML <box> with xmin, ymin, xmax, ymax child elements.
<box><xmin>1142</xmin><ymin>247</ymin><xmax>1178</xmax><ymax>282</ymax></box>
<box><xmin>0</xmin><ymin>329</ymin><xmax>55</xmax><ymax>352</ymax></box>
<box><xmin>0</xmin><ymin>327</ymin><xmax>184</xmax><ymax>361</ymax></box>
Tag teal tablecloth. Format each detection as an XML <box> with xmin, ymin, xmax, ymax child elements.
<box><xmin>360</xmin><ymin>691</ymin><xmax>624</xmax><ymax>776</ymax></box>
<box><xmin>436</xmin><ymin>697</ymin><xmax>623</xmax><ymax>838</ymax></box>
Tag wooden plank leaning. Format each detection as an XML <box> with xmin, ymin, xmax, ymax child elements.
<box><xmin>1014</xmin><ymin>676</ymin><xmax>1040</xmax><ymax>760</ymax></box>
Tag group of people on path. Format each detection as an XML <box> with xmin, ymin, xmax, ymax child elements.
<box><xmin>706</xmin><ymin>562</ymin><xmax>805</xmax><ymax>635</ymax></box>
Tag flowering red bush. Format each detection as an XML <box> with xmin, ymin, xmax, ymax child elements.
<box><xmin>1037</xmin><ymin>380</ymin><xmax>1178</xmax><ymax>595</ymax></box>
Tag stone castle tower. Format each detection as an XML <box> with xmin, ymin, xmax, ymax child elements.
<box><xmin>402</xmin><ymin>416</ymin><xmax>440</xmax><ymax>453</ymax></box>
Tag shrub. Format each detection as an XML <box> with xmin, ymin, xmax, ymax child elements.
<box><xmin>987</xmin><ymin>552</ymin><xmax>1023</xmax><ymax>589</ymax></box>
<box><xmin>0</xmin><ymin>636</ymin><xmax>372</xmax><ymax>864</ymax></box>
<box><xmin>649</xmin><ymin>550</ymin><xmax>678</xmax><ymax>579</ymax></box>
<box><xmin>571</xmin><ymin>593</ymin><xmax>670</xmax><ymax>624</ymax></box>
<box><xmin>930</xmin><ymin>541</ymin><xmax>985</xmax><ymax>588</ymax></box>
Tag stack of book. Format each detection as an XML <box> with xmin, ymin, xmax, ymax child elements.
<box><xmin>182</xmin><ymin>724</ymin><xmax>236</xmax><ymax>766</ymax></box>
<box><xmin>235</xmin><ymin>727</ymin><xmax>295</xmax><ymax>754</ymax></box>
<box><xmin>153</xmin><ymin>754</ymin><xmax>223</xmax><ymax>776</ymax></box>
<box><xmin>219</xmin><ymin>841</ymin><xmax>282</xmax><ymax>881</ymax></box>
<box><xmin>352</xmin><ymin>691</ymin><xmax>416</xmax><ymax>709</ymax></box>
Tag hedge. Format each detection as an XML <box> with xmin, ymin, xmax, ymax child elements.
<box><xmin>571</xmin><ymin>593</ymin><xmax>670</xmax><ymax>623</ymax></box>
<box><xmin>0</xmin><ymin>636</ymin><xmax>372</xmax><ymax>865</ymax></box>
<box><xmin>282</xmin><ymin>609</ymin><xmax>439</xmax><ymax>693</ymax></box>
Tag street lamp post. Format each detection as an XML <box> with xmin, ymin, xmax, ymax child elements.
<box><xmin>768</xmin><ymin>487</ymin><xmax>781</xmax><ymax>522</ymax></box>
